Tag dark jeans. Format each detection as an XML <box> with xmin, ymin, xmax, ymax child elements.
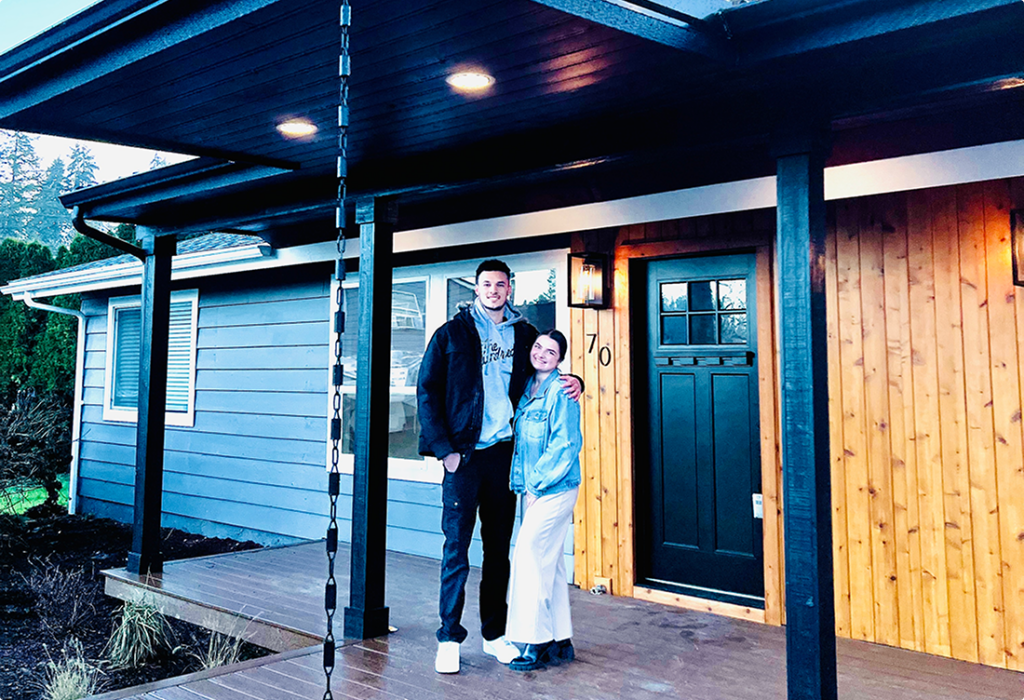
<box><xmin>437</xmin><ymin>441</ymin><xmax>517</xmax><ymax>644</ymax></box>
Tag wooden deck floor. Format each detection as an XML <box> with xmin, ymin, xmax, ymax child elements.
<box><xmin>99</xmin><ymin>542</ymin><xmax>1024</xmax><ymax>700</ymax></box>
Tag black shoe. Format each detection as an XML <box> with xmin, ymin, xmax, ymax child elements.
<box><xmin>508</xmin><ymin>640</ymin><xmax>557</xmax><ymax>671</ymax></box>
<box><xmin>554</xmin><ymin>638</ymin><xmax>574</xmax><ymax>663</ymax></box>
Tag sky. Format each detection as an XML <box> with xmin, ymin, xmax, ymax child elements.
<box><xmin>0</xmin><ymin>0</ymin><xmax>191</xmax><ymax>183</ymax></box>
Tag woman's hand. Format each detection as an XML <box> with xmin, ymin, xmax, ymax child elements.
<box><xmin>559</xmin><ymin>375</ymin><xmax>583</xmax><ymax>402</ymax></box>
<box><xmin>442</xmin><ymin>453</ymin><xmax>461</xmax><ymax>473</ymax></box>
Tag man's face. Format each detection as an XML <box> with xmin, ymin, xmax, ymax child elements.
<box><xmin>475</xmin><ymin>270</ymin><xmax>511</xmax><ymax>312</ymax></box>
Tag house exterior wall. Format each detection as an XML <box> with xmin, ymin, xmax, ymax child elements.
<box><xmin>76</xmin><ymin>273</ymin><xmax>466</xmax><ymax>558</ymax></box>
<box><xmin>825</xmin><ymin>178</ymin><xmax>1024</xmax><ymax>670</ymax></box>
<box><xmin>75</xmin><ymin>264</ymin><xmax>571</xmax><ymax>572</ymax></box>
<box><xmin>571</xmin><ymin>176</ymin><xmax>1024</xmax><ymax>671</ymax></box>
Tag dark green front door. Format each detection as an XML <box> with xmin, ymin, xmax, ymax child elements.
<box><xmin>638</xmin><ymin>253</ymin><xmax>763</xmax><ymax>605</ymax></box>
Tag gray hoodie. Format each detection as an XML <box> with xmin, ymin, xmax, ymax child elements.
<box><xmin>470</xmin><ymin>297</ymin><xmax>524</xmax><ymax>450</ymax></box>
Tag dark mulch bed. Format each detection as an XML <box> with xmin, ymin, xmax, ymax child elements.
<box><xmin>0</xmin><ymin>505</ymin><xmax>270</xmax><ymax>700</ymax></box>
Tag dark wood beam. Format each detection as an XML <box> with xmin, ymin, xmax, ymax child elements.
<box><xmin>343</xmin><ymin>196</ymin><xmax>396</xmax><ymax>640</ymax></box>
<box><xmin>127</xmin><ymin>230</ymin><xmax>176</xmax><ymax>576</ymax></box>
<box><xmin>774</xmin><ymin>129</ymin><xmax>836</xmax><ymax>700</ymax></box>
<box><xmin>531</xmin><ymin>0</ymin><xmax>733</xmax><ymax>62</ymax></box>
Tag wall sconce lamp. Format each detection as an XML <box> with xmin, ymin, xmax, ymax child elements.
<box><xmin>1014</xmin><ymin>210</ymin><xmax>1024</xmax><ymax>287</ymax></box>
<box><xmin>568</xmin><ymin>252</ymin><xmax>611</xmax><ymax>309</ymax></box>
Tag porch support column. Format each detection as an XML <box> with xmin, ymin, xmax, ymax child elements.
<box><xmin>344</xmin><ymin>196</ymin><xmax>396</xmax><ymax>639</ymax></box>
<box><xmin>774</xmin><ymin>131</ymin><xmax>837</xmax><ymax>700</ymax></box>
<box><xmin>127</xmin><ymin>230</ymin><xmax>176</xmax><ymax>576</ymax></box>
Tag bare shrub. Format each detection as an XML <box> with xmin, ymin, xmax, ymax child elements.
<box><xmin>40</xmin><ymin>639</ymin><xmax>104</xmax><ymax>700</ymax></box>
<box><xmin>23</xmin><ymin>558</ymin><xmax>97</xmax><ymax>637</ymax></box>
<box><xmin>0</xmin><ymin>390</ymin><xmax>71</xmax><ymax>509</ymax></box>
<box><xmin>104</xmin><ymin>600</ymin><xmax>175</xmax><ymax>669</ymax></box>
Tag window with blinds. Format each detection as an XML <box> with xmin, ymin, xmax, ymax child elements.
<box><xmin>104</xmin><ymin>290</ymin><xmax>198</xmax><ymax>426</ymax></box>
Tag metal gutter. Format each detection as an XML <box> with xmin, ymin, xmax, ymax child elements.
<box><xmin>22</xmin><ymin>296</ymin><xmax>85</xmax><ymax>515</ymax></box>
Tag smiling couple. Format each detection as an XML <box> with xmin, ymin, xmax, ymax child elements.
<box><xmin>417</xmin><ymin>259</ymin><xmax>584</xmax><ymax>674</ymax></box>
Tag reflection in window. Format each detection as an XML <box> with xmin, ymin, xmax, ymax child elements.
<box><xmin>718</xmin><ymin>280</ymin><xmax>746</xmax><ymax>310</ymax></box>
<box><xmin>338</xmin><ymin>281</ymin><xmax>426</xmax><ymax>460</ymax></box>
<box><xmin>661</xmin><ymin>282</ymin><xmax>687</xmax><ymax>312</ymax></box>
<box><xmin>689</xmin><ymin>281</ymin><xmax>717</xmax><ymax>311</ymax></box>
<box><xmin>719</xmin><ymin>313</ymin><xmax>748</xmax><ymax>344</ymax></box>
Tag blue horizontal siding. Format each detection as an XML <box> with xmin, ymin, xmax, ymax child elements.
<box><xmin>196</xmin><ymin>345</ymin><xmax>327</xmax><ymax>371</ymax></box>
<box><xmin>198</xmin><ymin>322</ymin><xmax>328</xmax><ymax>350</ymax></box>
<box><xmin>195</xmin><ymin>390</ymin><xmax>325</xmax><ymax>417</ymax></box>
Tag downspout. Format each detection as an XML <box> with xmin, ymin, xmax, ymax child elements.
<box><xmin>28</xmin><ymin>210</ymin><xmax>146</xmax><ymax>514</ymax></box>
<box><xmin>22</xmin><ymin>295</ymin><xmax>85</xmax><ymax>515</ymax></box>
<box><xmin>71</xmin><ymin>207</ymin><xmax>146</xmax><ymax>260</ymax></box>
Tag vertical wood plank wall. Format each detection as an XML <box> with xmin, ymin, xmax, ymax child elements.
<box><xmin>826</xmin><ymin>179</ymin><xmax>1024</xmax><ymax>669</ymax></box>
<box><xmin>571</xmin><ymin>176</ymin><xmax>1024</xmax><ymax>670</ymax></box>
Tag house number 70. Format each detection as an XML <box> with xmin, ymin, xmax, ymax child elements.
<box><xmin>586</xmin><ymin>333</ymin><xmax>612</xmax><ymax>367</ymax></box>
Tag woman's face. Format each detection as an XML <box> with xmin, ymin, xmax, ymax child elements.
<box><xmin>530</xmin><ymin>335</ymin><xmax>562</xmax><ymax>374</ymax></box>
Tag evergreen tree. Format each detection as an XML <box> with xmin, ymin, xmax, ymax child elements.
<box><xmin>35</xmin><ymin>158</ymin><xmax>73</xmax><ymax>250</ymax></box>
<box><xmin>0</xmin><ymin>130</ymin><xmax>42</xmax><ymax>242</ymax></box>
<box><xmin>65</xmin><ymin>143</ymin><xmax>98</xmax><ymax>192</ymax></box>
<box><xmin>0</xmin><ymin>239</ymin><xmax>56</xmax><ymax>398</ymax></box>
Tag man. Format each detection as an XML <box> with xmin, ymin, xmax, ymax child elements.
<box><xmin>418</xmin><ymin>259</ymin><xmax>581</xmax><ymax>674</ymax></box>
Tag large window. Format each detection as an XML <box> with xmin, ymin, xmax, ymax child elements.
<box><xmin>103</xmin><ymin>290</ymin><xmax>199</xmax><ymax>427</ymax></box>
<box><xmin>328</xmin><ymin>251</ymin><xmax>568</xmax><ymax>483</ymax></box>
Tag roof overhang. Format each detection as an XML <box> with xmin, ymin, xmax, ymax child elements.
<box><xmin>1</xmin><ymin>0</ymin><xmax>1022</xmax><ymax>244</ymax></box>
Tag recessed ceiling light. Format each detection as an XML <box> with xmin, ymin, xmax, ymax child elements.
<box><xmin>446</xmin><ymin>71</ymin><xmax>494</xmax><ymax>93</ymax></box>
<box><xmin>277</xmin><ymin>119</ymin><xmax>318</xmax><ymax>138</ymax></box>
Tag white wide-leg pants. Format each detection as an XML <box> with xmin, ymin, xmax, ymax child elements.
<box><xmin>505</xmin><ymin>486</ymin><xmax>579</xmax><ymax>645</ymax></box>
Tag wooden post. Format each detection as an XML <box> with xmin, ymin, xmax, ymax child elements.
<box><xmin>343</xmin><ymin>197</ymin><xmax>396</xmax><ymax>639</ymax></box>
<box><xmin>127</xmin><ymin>230</ymin><xmax>176</xmax><ymax>576</ymax></box>
<box><xmin>775</xmin><ymin>132</ymin><xmax>838</xmax><ymax>700</ymax></box>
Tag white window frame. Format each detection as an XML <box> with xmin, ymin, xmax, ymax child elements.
<box><xmin>327</xmin><ymin>249</ymin><xmax>569</xmax><ymax>483</ymax></box>
<box><xmin>103</xmin><ymin>289</ymin><xmax>199</xmax><ymax>428</ymax></box>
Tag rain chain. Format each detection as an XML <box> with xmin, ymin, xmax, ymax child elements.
<box><xmin>324</xmin><ymin>1</ymin><xmax>351</xmax><ymax>699</ymax></box>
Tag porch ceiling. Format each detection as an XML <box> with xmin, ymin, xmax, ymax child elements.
<box><xmin>0</xmin><ymin>0</ymin><xmax>1022</xmax><ymax>243</ymax></box>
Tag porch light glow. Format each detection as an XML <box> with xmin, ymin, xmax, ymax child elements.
<box><xmin>446</xmin><ymin>71</ymin><xmax>494</xmax><ymax>92</ymax></box>
<box><xmin>1012</xmin><ymin>210</ymin><xmax>1024</xmax><ymax>287</ymax></box>
<box><xmin>568</xmin><ymin>252</ymin><xmax>611</xmax><ymax>309</ymax></box>
<box><xmin>276</xmin><ymin>119</ymin><xmax>318</xmax><ymax>138</ymax></box>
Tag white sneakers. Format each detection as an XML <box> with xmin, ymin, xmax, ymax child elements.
<box><xmin>435</xmin><ymin>636</ymin><xmax>519</xmax><ymax>673</ymax></box>
<box><xmin>435</xmin><ymin>641</ymin><xmax>460</xmax><ymax>673</ymax></box>
<box><xmin>482</xmin><ymin>636</ymin><xmax>519</xmax><ymax>664</ymax></box>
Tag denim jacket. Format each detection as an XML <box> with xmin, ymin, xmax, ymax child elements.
<box><xmin>510</xmin><ymin>369</ymin><xmax>582</xmax><ymax>498</ymax></box>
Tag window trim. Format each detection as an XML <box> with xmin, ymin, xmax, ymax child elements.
<box><xmin>102</xmin><ymin>289</ymin><xmax>199</xmax><ymax>428</ymax></box>
<box><xmin>326</xmin><ymin>249</ymin><xmax>569</xmax><ymax>484</ymax></box>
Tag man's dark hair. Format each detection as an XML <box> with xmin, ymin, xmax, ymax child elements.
<box><xmin>538</xmin><ymin>329</ymin><xmax>569</xmax><ymax>362</ymax></box>
<box><xmin>475</xmin><ymin>259</ymin><xmax>512</xmax><ymax>283</ymax></box>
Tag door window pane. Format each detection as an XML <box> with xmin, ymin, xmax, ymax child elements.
<box><xmin>661</xmin><ymin>282</ymin><xmax>687</xmax><ymax>312</ymax></box>
<box><xmin>718</xmin><ymin>279</ymin><xmax>746</xmax><ymax>310</ymax></box>
<box><xmin>690</xmin><ymin>314</ymin><xmax>717</xmax><ymax>345</ymax></box>
<box><xmin>689</xmin><ymin>281</ymin><xmax>716</xmax><ymax>311</ymax></box>
<box><xmin>662</xmin><ymin>315</ymin><xmax>688</xmax><ymax>345</ymax></box>
<box><xmin>719</xmin><ymin>313</ymin><xmax>748</xmax><ymax>344</ymax></box>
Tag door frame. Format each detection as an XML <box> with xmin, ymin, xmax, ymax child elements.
<box><xmin>634</xmin><ymin>250</ymin><xmax>765</xmax><ymax>607</ymax></box>
<box><xmin>570</xmin><ymin>218</ymin><xmax>784</xmax><ymax>626</ymax></box>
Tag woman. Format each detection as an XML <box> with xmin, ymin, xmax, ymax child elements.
<box><xmin>505</xmin><ymin>329</ymin><xmax>583</xmax><ymax>671</ymax></box>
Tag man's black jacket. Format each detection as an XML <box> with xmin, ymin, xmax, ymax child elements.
<box><xmin>417</xmin><ymin>306</ymin><xmax>538</xmax><ymax>460</ymax></box>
